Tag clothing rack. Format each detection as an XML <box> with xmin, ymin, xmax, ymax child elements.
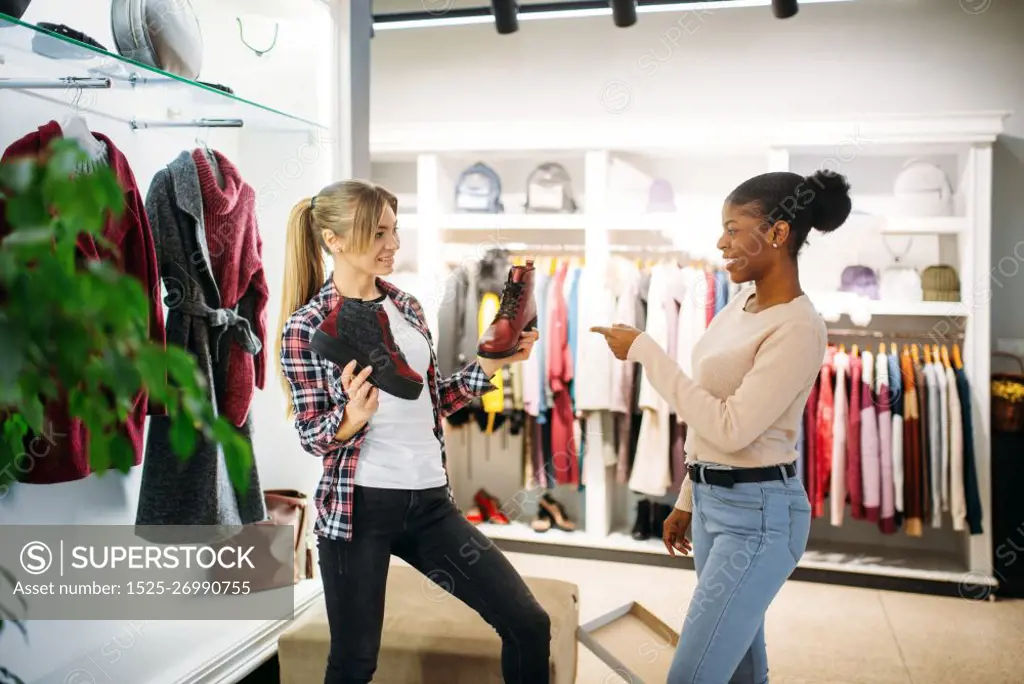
<box><xmin>0</xmin><ymin>76</ymin><xmax>111</xmax><ymax>90</ymax></box>
<box><xmin>827</xmin><ymin>327</ymin><xmax>966</xmax><ymax>341</ymax></box>
<box><xmin>129</xmin><ymin>118</ymin><xmax>244</xmax><ymax>130</ymax></box>
<box><xmin>3</xmin><ymin>81</ymin><xmax>246</xmax><ymax>129</ymax></box>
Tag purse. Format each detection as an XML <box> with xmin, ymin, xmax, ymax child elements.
<box><xmin>209</xmin><ymin>489</ymin><xmax>315</xmax><ymax>592</ymax></box>
<box><xmin>878</xmin><ymin>236</ymin><xmax>922</xmax><ymax>303</ymax></box>
<box><xmin>110</xmin><ymin>0</ymin><xmax>204</xmax><ymax>80</ymax></box>
<box><xmin>264</xmin><ymin>488</ymin><xmax>316</xmax><ymax>584</ymax></box>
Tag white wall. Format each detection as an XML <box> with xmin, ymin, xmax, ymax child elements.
<box><xmin>368</xmin><ymin>0</ymin><xmax>1024</xmax><ymax>342</ymax></box>
<box><xmin>0</xmin><ymin>1</ymin><xmax>334</xmax><ymax>680</ymax></box>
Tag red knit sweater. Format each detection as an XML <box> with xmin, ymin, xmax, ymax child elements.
<box><xmin>0</xmin><ymin>121</ymin><xmax>165</xmax><ymax>483</ymax></box>
<box><xmin>192</xmin><ymin>149</ymin><xmax>268</xmax><ymax>427</ymax></box>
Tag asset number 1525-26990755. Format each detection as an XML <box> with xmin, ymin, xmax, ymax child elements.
<box><xmin>126</xmin><ymin>580</ymin><xmax>252</xmax><ymax>595</ymax></box>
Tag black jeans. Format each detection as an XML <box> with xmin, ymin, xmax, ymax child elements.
<box><xmin>317</xmin><ymin>485</ymin><xmax>552</xmax><ymax>684</ymax></box>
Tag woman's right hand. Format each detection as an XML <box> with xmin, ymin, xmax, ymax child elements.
<box><xmin>663</xmin><ymin>508</ymin><xmax>693</xmax><ymax>556</ymax></box>
<box><xmin>340</xmin><ymin>361</ymin><xmax>379</xmax><ymax>424</ymax></box>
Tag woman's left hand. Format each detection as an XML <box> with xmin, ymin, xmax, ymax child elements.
<box><xmin>590</xmin><ymin>324</ymin><xmax>643</xmax><ymax>360</ymax></box>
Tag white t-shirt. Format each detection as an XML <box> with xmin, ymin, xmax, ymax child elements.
<box><xmin>354</xmin><ymin>296</ymin><xmax>447</xmax><ymax>490</ymax></box>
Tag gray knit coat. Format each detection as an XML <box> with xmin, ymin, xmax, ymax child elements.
<box><xmin>135</xmin><ymin>151</ymin><xmax>266</xmax><ymax>537</ymax></box>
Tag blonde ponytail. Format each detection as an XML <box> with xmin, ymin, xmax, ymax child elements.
<box><xmin>276</xmin><ymin>198</ymin><xmax>325</xmax><ymax>418</ymax></box>
<box><xmin>274</xmin><ymin>180</ymin><xmax>400</xmax><ymax>419</ymax></box>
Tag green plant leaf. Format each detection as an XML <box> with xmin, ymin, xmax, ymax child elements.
<box><xmin>19</xmin><ymin>396</ymin><xmax>45</xmax><ymax>435</ymax></box>
<box><xmin>88</xmin><ymin>431</ymin><xmax>112</xmax><ymax>474</ymax></box>
<box><xmin>170</xmin><ymin>410</ymin><xmax>197</xmax><ymax>460</ymax></box>
<box><xmin>213</xmin><ymin>418</ymin><xmax>253</xmax><ymax>496</ymax></box>
<box><xmin>0</xmin><ymin>226</ymin><xmax>55</xmax><ymax>247</ymax></box>
<box><xmin>0</xmin><ymin>317</ymin><xmax>25</xmax><ymax>404</ymax></box>
<box><xmin>0</xmin><ymin>157</ymin><xmax>36</xmax><ymax>194</ymax></box>
<box><xmin>165</xmin><ymin>346</ymin><xmax>202</xmax><ymax>395</ymax></box>
<box><xmin>4</xmin><ymin>191</ymin><xmax>48</xmax><ymax>228</ymax></box>
<box><xmin>110</xmin><ymin>433</ymin><xmax>135</xmax><ymax>471</ymax></box>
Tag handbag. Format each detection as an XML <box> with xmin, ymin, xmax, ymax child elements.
<box><xmin>264</xmin><ymin>489</ymin><xmax>316</xmax><ymax>584</ymax></box>
<box><xmin>110</xmin><ymin>0</ymin><xmax>204</xmax><ymax>80</ymax></box>
<box><xmin>209</xmin><ymin>489</ymin><xmax>315</xmax><ymax>592</ymax></box>
<box><xmin>878</xmin><ymin>236</ymin><xmax>922</xmax><ymax>303</ymax></box>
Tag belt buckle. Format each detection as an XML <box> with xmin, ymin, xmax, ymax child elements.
<box><xmin>690</xmin><ymin>465</ymin><xmax>734</xmax><ymax>488</ymax></box>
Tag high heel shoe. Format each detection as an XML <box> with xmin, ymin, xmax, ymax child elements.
<box><xmin>539</xmin><ymin>493</ymin><xmax>576</xmax><ymax>532</ymax></box>
<box><xmin>465</xmin><ymin>506</ymin><xmax>485</xmax><ymax>524</ymax></box>
<box><xmin>474</xmin><ymin>488</ymin><xmax>510</xmax><ymax>525</ymax></box>
<box><xmin>530</xmin><ymin>507</ymin><xmax>552</xmax><ymax>532</ymax></box>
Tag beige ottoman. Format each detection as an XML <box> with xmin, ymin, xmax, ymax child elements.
<box><xmin>278</xmin><ymin>564</ymin><xmax>579</xmax><ymax>684</ymax></box>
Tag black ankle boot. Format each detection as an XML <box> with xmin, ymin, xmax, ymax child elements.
<box><xmin>631</xmin><ymin>499</ymin><xmax>652</xmax><ymax>540</ymax></box>
<box><xmin>652</xmin><ymin>503</ymin><xmax>672</xmax><ymax>539</ymax></box>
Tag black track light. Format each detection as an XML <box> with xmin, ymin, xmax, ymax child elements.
<box><xmin>772</xmin><ymin>0</ymin><xmax>799</xmax><ymax>19</ymax></box>
<box><xmin>492</xmin><ymin>0</ymin><xmax>519</xmax><ymax>34</ymax></box>
<box><xmin>610</xmin><ymin>0</ymin><xmax>637</xmax><ymax>27</ymax></box>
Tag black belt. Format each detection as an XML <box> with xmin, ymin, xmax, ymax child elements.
<box><xmin>687</xmin><ymin>462</ymin><xmax>797</xmax><ymax>488</ymax></box>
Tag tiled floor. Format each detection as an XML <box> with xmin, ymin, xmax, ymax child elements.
<box><xmin>493</xmin><ymin>551</ymin><xmax>1024</xmax><ymax>684</ymax></box>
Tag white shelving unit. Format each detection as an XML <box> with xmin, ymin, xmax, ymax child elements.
<box><xmin>370</xmin><ymin>111</ymin><xmax>1009</xmax><ymax>596</ymax></box>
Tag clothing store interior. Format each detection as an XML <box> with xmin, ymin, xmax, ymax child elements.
<box><xmin>1</xmin><ymin>0</ymin><xmax>1024</xmax><ymax>682</ymax></box>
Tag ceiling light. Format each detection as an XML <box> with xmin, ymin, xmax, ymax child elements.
<box><xmin>373</xmin><ymin>0</ymin><xmax>855</xmax><ymax>32</ymax></box>
<box><xmin>492</xmin><ymin>0</ymin><xmax>520</xmax><ymax>33</ymax></box>
<box><xmin>772</xmin><ymin>0</ymin><xmax>799</xmax><ymax>18</ymax></box>
<box><xmin>611</xmin><ymin>0</ymin><xmax>638</xmax><ymax>27</ymax></box>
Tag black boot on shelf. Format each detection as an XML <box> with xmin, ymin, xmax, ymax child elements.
<box><xmin>652</xmin><ymin>503</ymin><xmax>672</xmax><ymax>539</ymax></box>
<box><xmin>631</xmin><ymin>499</ymin><xmax>652</xmax><ymax>541</ymax></box>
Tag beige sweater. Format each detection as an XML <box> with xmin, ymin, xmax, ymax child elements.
<box><xmin>627</xmin><ymin>290</ymin><xmax>827</xmax><ymax>511</ymax></box>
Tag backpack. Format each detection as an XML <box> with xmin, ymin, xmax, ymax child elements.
<box><xmin>893</xmin><ymin>159</ymin><xmax>953</xmax><ymax>217</ymax></box>
<box><xmin>455</xmin><ymin>162</ymin><xmax>504</xmax><ymax>213</ymax></box>
<box><xmin>646</xmin><ymin>178</ymin><xmax>676</xmax><ymax>213</ymax></box>
<box><xmin>524</xmin><ymin>162</ymin><xmax>578</xmax><ymax>213</ymax></box>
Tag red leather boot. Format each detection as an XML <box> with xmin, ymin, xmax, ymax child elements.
<box><xmin>477</xmin><ymin>260</ymin><xmax>538</xmax><ymax>359</ymax></box>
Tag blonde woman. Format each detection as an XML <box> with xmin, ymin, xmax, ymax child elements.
<box><xmin>275</xmin><ymin>180</ymin><xmax>547</xmax><ymax>684</ymax></box>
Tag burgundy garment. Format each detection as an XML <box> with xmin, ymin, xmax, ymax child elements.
<box><xmin>805</xmin><ymin>374</ymin><xmax>822</xmax><ymax>518</ymax></box>
<box><xmin>192</xmin><ymin>150</ymin><xmax>269</xmax><ymax>427</ymax></box>
<box><xmin>847</xmin><ymin>354</ymin><xmax>865</xmax><ymax>519</ymax></box>
<box><xmin>0</xmin><ymin>121</ymin><xmax>165</xmax><ymax>483</ymax></box>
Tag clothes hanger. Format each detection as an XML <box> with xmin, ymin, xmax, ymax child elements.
<box><xmin>851</xmin><ymin>343</ymin><xmax>859</xmax><ymax>357</ymax></box>
<box><xmin>196</xmin><ymin>129</ymin><xmax>225</xmax><ymax>189</ymax></box>
<box><xmin>838</xmin><ymin>343</ymin><xmax>846</xmax><ymax>354</ymax></box>
<box><xmin>890</xmin><ymin>342</ymin><xmax>898</xmax><ymax>356</ymax></box>
<box><xmin>59</xmin><ymin>89</ymin><xmax>106</xmax><ymax>163</ymax></box>
<box><xmin>941</xmin><ymin>345</ymin><xmax>951</xmax><ymax>369</ymax></box>
<box><xmin>923</xmin><ymin>345</ymin><xmax>932</xmax><ymax>365</ymax></box>
<box><xmin>952</xmin><ymin>343</ymin><xmax>963</xmax><ymax>369</ymax></box>
<box><xmin>911</xmin><ymin>344</ymin><xmax>920</xmax><ymax>366</ymax></box>
<box><xmin>878</xmin><ymin>342</ymin><xmax>886</xmax><ymax>356</ymax></box>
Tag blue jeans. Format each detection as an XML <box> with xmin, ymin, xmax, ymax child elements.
<box><xmin>668</xmin><ymin>469</ymin><xmax>812</xmax><ymax>684</ymax></box>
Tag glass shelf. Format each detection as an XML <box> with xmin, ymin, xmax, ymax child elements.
<box><xmin>0</xmin><ymin>13</ymin><xmax>326</xmax><ymax>132</ymax></box>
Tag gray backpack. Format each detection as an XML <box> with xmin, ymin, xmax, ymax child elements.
<box><xmin>525</xmin><ymin>162</ymin><xmax>577</xmax><ymax>213</ymax></box>
<box><xmin>455</xmin><ymin>162</ymin><xmax>504</xmax><ymax>213</ymax></box>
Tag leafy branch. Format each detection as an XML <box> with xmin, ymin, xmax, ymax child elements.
<box><xmin>0</xmin><ymin>138</ymin><xmax>254</xmax><ymax>677</ymax></box>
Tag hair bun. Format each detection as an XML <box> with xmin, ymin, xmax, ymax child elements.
<box><xmin>805</xmin><ymin>169</ymin><xmax>852</xmax><ymax>234</ymax></box>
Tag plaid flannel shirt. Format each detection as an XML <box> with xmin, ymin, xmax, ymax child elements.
<box><xmin>280</xmin><ymin>277</ymin><xmax>495</xmax><ymax>541</ymax></box>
